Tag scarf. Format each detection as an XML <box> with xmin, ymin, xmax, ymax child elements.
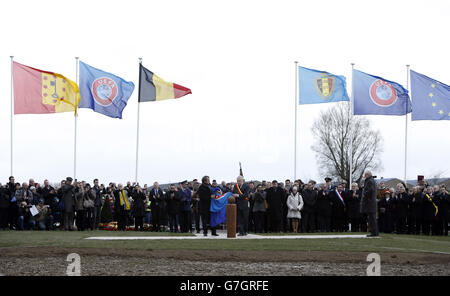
<box><xmin>119</xmin><ymin>190</ymin><xmax>130</xmax><ymax>211</ymax></box>
<box><xmin>425</xmin><ymin>194</ymin><xmax>438</xmax><ymax>217</ymax></box>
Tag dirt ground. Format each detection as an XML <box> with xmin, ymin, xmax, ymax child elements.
<box><xmin>0</xmin><ymin>247</ymin><xmax>449</xmax><ymax>276</ymax></box>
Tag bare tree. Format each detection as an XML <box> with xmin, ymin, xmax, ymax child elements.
<box><xmin>311</xmin><ymin>103</ymin><xmax>383</xmax><ymax>185</ymax></box>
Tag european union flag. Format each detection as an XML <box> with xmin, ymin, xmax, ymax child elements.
<box><xmin>298</xmin><ymin>66</ymin><xmax>349</xmax><ymax>104</ymax></box>
<box><xmin>353</xmin><ymin>69</ymin><xmax>411</xmax><ymax>116</ymax></box>
<box><xmin>411</xmin><ymin>70</ymin><xmax>450</xmax><ymax>121</ymax></box>
<box><xmin>79</xmin><ymin>61</ymin><xmax>135</xmax><ymax>119</ymax></box>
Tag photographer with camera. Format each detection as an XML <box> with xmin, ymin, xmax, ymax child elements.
<box><xmin>36</xmin><ymin>199</ymin><xmax>53</xmax><ymax>230</ymax></box>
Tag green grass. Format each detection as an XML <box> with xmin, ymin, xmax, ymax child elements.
<box><xmin>0</xmin><ymin>231</ymin><xmax>449</xmax><ymax>254</ymax></box>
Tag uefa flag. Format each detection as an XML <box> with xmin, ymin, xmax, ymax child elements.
<box><xmin>13</xmin><ymin>62</ymin><xmax>80</xmax><ymax>115</ymax></box>
<box><xmin>78</xmin><ymin>61</ymin><xmax>135</xmax><ymax>119</ymax></box>
<box><xmin>298</xmin><ymin>66</ymin><xmax>350</xmax><ymax>104</ymax></box>
<box><xmin>353</xmin><ymin>69</ymin><xmax>411</xmax><ymax>116</ymax></box>
<box><xmin>138</xmin><ymin>64</ymin><xmax>191</xmax><ymax>102</ymax></box>
<box><xmin>410</xmin><ymin>70</ymin><xmax>450</xmax><ymax>121</ymax></box>
<box><xmin>210</xmin><ymin>192</ymin><xmax>232</xmax><ymax>228</ymax></box>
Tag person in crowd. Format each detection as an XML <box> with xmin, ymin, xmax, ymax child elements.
<box><xmin>74</xmin><ymin>182</ymin><xmax>86</xmax><ymax>231</ymax></box>
<box><xmin>248</xmin><ymin>181</ymin><xmax>256</xmax><ymax>233</ymax></box>
<box><xmin>393</xmin><ymin>183</ymin><xmax>410</xmax><ymax>234</ymax></box>
<box><xmin>92</xmin><ymin>179</ymin><xmax>103</xmax><ymax>230</ymax></box>
<box><xmin>149</xmin><ymin>182</ymin><xmax>164</xmax><ymax>232</ymax></box>
<box><xmin>7</xmin><ymin>177</ymin><xmax>18</xmax><ymax>229</ymax></box>
<box><xmin>191</xmin><ymin>180</ymin><xmax>201</xmax><ymax>233</ymax></box>
<box><xmin>301</xmin><ymin>180</ymin><xmax>317</xmax><ymax>233</ymax></box>
<box><xmin>61</xmin><ymin>177</ymin><xmax>75</xmax><ymax>231</ymax></box>
<box><xmin>132</xmin><ymin>185</ymin><xmax>146</xmax><ymax>231</ymax></box>
<box><xmin>0</xmin><ymin>184</ymin><xmax>10</xmax><ymax>230</ymax></box>
<box><xmin>378</xmin><ymin>189</ymin><xmax>395</xmax><ymax>233</ymax></box>
<box><xmin>178</xmin><ymin>181</ymin><xmax>192</xmax><ymax>233</ymax></box>
<box><xmin>422</xmin><ymin>186</ymin><xmax>437</xmax><ymax>235</ymax></box>
<box><xmin>329</xmin><ymin>183</ymin><xmax>346</xmax><ymax>232</ymax></box>
<box><xmin>144</xmin><ymin>195</ymin><xmax>152</xmax><ymax>226</ymax></box>
<box><xmin>84</xmin><ymin>184</ymin><xmax>96</xmax><ymax>230</ymax></box>
<box><xmin>251</xmin><ymin>184</ymin><xmax>266</xmax><ymax>233</ymax></box>
<box><xmin>114</xmin><ymin>183</ymin><xmax>131</xmax><ymax>231</ymax></box>
<box><xmin>410</xmin><ymin>186</ymin><xmax>423</xmax><ymax>234</ymax></box>
<box><xmin>437</xmin><ymin>185</ymin><xmax>449</xmax><ymax>236</ymax></box>
<box><xmin>347</xmin><ymin>182</ymin><xmax>362</xmax><ymax>232</ymax></box>
<box><xmin>198</xmin><ymin>176</ymin><xmax>217</xmax><ymax>236</ymax></box>
<box><xmin>324</xmin><ymin>177</ymin><xmax>333</xmax><ymax>193</ymax></box>
<box><xmin>361</xmin><ymin>171</ymin><xmax>378</xmax><ymax>237</ymax></box>
<box><xmin>377</xmin><ymin>181</ymin><xmax>387</xmax><ymax>200</ymax></box>
<box><xmin>265</xmin><ymin>180</ymin><xmax>284</xmax><ymax>233</ymax></box>
<box><xmin>232</xmin><ymin>176</ymin><xmax>251</xmax><ymax>236</ymax></box>
<box><xmin>287</xmin><ymin>186</ymin><xmax>304</xmax><ymax>233</ymax></box>
<box><xmin>36</xmin><ymin>199</ymin><xmax>53</xmax><ymax>230</ymax></box>
<box><xmin>165</xmin><ymin>184</ymin><xmax>180</xmax><ymax>233</ymax></box>
<box><xmin>316</xmin><ymin>185</ymin><xmax>332</xmax><ymax>232</ymax></box>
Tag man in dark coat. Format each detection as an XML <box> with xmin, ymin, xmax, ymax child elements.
<box><xmin>410</xmin><ymin>186</ymin><xmax>423</xmax><ymax>234</ymax></box>
<box><xmin>92</xmin><ymin>178</ymin><xmax>103</xmax><ymax>230</ymax></box>
<box><xmin>316</xmin><ymin>186</ymin><xmax>332</xmax><ymax>232</ymax></box>
<box><xmin>265</xmin><ymin>180</ymin><xmax>284</xmax><ymax>233</ymax></box>
<box><xmin>422</xmin><ymin>186</ymin><xmax>437</xmax><ymax>235</ymax></box>
<box><xmin>393</xmin><ymin>183</ymin><xmax>411</xmax><ymax>234</ymax></box>
<box><xmin>149</xmin><ymin>182</ymin><xmax>164</xmax><ymax>232</ymax></box>
<box><xmin>437</xmin><ymin>185</ymin><xmax>449</xmax><ymax>236</ymax></box>
<box><xmin>232</xmin><ymin>176</ymin><xmax>251</xmax><ymax>236</ymax></box>
<box><xmin>301</xmin><ymin>181</ymin><xmax>317</xmax><ymax>233</ymax></box>
<box><xmin>132</xmin><ymin>185</ymin><xmax>146</xmax><ymax>231</ymax></box>
<box><xmin>114</xmin><ymin>184</ymin><xmax>131</xmax><ymax>231</ymax></box>
<box><xmin>198</xmin><ymin>176</ymin><xmax>217</xmax><ymax>236</ymax></box>
<box><xmin>165</xmin><ymin>184</ymin><xmax>180</xmax><ymax>233</ymax></box>
<box><xmin>330</xmin><ymin>184</ymin><xmax>346</xmax><ymax>232</ymax></box>
<box><xmin>0</xmin><ymin>185</ymin><xmax>10</xmax><ymax>230</ymax></box>
<box><xmin>61</xmin><ymin>177</ymin><xmax>75</xmax><ymax>231</ymax></box>
<box><xmin>178</xmin><ymin>181</ymin><xmax>192</xmax><ymax>233</ymax></box>
<box><xmin>7</xmin><ymin>177</ymin><xmax>18</xmax><ymax>230</ymax></box>
<box><xmin>361</xmin><ymin>171</ymin><xmax>378</xmax><ymax>237</ymax></box>
<box><xmin>346</xmin><ymin>183</ymin><xmax>362</xmax><ymax>232</ymax></box>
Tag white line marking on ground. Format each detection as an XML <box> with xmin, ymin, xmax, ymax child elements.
<box><xmin>85</xmin><ymin>233</ymin><xmax>370</xmax><ymax>240</ymax></box>
<box><xmin>380</xmin><ymin>247</ymin><xmax>450</xmax><ymax>255</ymax></box>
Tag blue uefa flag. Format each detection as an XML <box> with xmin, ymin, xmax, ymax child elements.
<box><xmin>410</xmin><ymin>70</ymin><xmax>450</xmax><ymax>121</ymax></box>
<box><xmin>298</xmin><ymin>66</ymin><xmax>350</xmax><ymax>104</ymax></box>
<box><xmin>210</xmin><ymin>192</ymin><xmax>232</xmax><ymax>228</ymax></box>
<box><xmin>79</xmin><ymin>61</ymin><xmax>135</xmax><ymax>119</ymax></box>
<box><xmin>353</xmin><ymin>69</ymin><xmax>411</xmax><ymax>116</ymax></box>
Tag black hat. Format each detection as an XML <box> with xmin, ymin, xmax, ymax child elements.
<box><xmin>325</xmin><ymin>177</ymin><xmax>332</xmax><ymax>182</ymax></box>
<box><xmin>181</xmin><ymin>180</ymin><xmax>188</xmax><ymax>185</ymax></box>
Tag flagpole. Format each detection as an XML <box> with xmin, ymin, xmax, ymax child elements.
<box><xmin>135</xmin><ymin>57</ymin><xmax>142</xmax><ymax>184</ymax></box>
<box><xmin>294</xmin><ymin>61</ymin><xmax>298</xmax><ymax>181</ymax></box>
<box><xmin>404</xmin><ymin>64</ymin><xmax>410</xmax><ymax>185</ymax></box>
<box><xmin>349</xmin><ymin>63</ymin><xmax>355</xmax><ymax>185</ymax></box>
<box><xmin>74</xmin><ymin>57</ymin><xmax>79</xmax><ymax>180</ymax></box>
<box><xmin>10</xmin><ymin>56</ymin><xmax>14</xmax><ymax>176</ymax></box>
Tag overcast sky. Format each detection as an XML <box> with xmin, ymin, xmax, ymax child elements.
<box><xmin>0</xmin><ymin>0</ymin><xmax>448</xmax><ymax>185</ymax></box>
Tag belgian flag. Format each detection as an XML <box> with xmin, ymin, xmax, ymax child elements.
<box><xmin>138</xmin><ymin>64</ymin><xmax>191</xmax><ymax>102</ymax></box>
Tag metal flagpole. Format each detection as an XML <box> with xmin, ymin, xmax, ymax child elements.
<box><xmin>404</xmin><ymin>65</ymin><xmax>410</xmax><ymax>184</ymax></box>
<box><xmin>10</xmin><ymin>56</ymin><xmax>14</xmax><ymax>176</ymax></box>
<box><xmin>294</xmin><ymin>61</ymin><xmax>298</xmax><ymax>181</ymax></box>
<box><xmin>135</xmin><ymin>57</ymin><xmax>143</xmax><ymax>183</ymax></box>
<box><xmin>349</xmin><ymin>63</ymin><xmax>355</xmax><ymax>185</ymax></box>
<box><xmin>74</xmin><ymin>57</ymin><xmax>79</xmax><ymax>180</ymax></box>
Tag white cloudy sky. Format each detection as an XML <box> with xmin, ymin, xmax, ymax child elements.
<box><xmin>0</xmin><ymin>0</ymin><xmax>448</xmax><ymax>185</ymax></box>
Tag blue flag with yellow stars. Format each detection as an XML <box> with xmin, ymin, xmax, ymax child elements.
<box><xmin>298</xmin><ymin>66</ymin><xmax>350</xmax><ymax>104</ymax></box>
<box><xmin>411</xmin><ymin>70</ymin><xmax>450</xmax><ymax>121</ymax></box>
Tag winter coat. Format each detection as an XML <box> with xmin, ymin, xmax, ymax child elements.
<box><xmin>165</xmin><ymin>190</ymin><xmax>181</xmax><ymax>215</ymax></box>
<box><xmin>131</xmin><ymin>191</ymin><xmax>146</xmax><ymax>218</ymax></box>
<box><xmin>361</xmin><ymin>176</ymin><xmax>377</xmax><ymax>213</ymax></box>
<box><xmin>287</xmin><ymin>192</ymin><xmax>304</xmax><ymax>219</ymax></box>
<box><xmin>252</xmin><ymin>192</ymin><xmax>266</xmax><ymax>212</ymax></box>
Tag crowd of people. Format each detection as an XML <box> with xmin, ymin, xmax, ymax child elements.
<box><xmin>0</xmin><ymin>173</ymin><xmax>448</xmax><ymax>237</ymax></box>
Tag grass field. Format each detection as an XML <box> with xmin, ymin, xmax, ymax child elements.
<box><xmin>1</xmin><ymin>231</ymin><xmax>449</xmax><ymax>254</ymax></box>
